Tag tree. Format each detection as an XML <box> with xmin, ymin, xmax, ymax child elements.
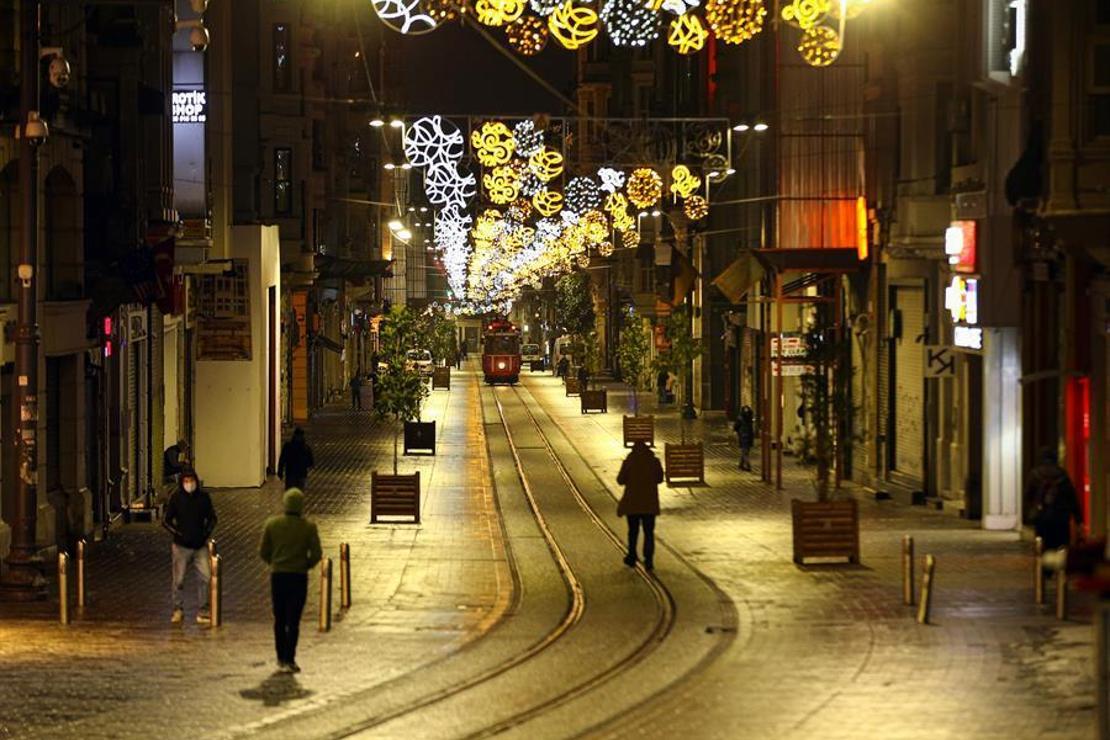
<box><xmin>418</xmin><ymin>303</ymin><xmax>457</xmax><ymax>365</ymax></box>
<box><xmin>554</xmin><ymin>271</ymin><xmax>594</xmax><ymax>337</ymax></box>
<box><xmin>799</xmin><ymin>305</ymin><xmax>853</xmax><ymax>501</ymax></box>
<box><xmin>617</xmin><ymin>307</ymin><xmax>650</xmax><ymax>415</ymax></box>
<box><xmin>656</xmin><ymin>306</ymin><xmax>703</xmax><ymax>442</ymax></box>
<box><xmin>376</xmin><ymin>305</ymin><xmax>430</xmax><ymax>473</ymax></box>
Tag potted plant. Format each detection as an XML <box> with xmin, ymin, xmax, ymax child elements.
<box><xmin>579</xmin><ymin>330</ymin><xmax>607</xmax><ymax>413</ymax></box>
<box><xmin>659</xmin><ymin>306</ymin><xmax>706</xmax><ymax>484</ymax></box>
<box><xmin>791</xmin><ymin>306</ymin><xmax>859</xmax><ymax>564</ymax></box>
<box><xmin>618</xmin><ymin>307</ymin><xmax>654</xmax><ymax>445</ymax></box>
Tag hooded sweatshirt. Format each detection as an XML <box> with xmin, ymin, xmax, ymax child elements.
<box><xmin>260</xmin><ymin>489</ymin><xmax>323</xmax><ymax>574</ymax></box>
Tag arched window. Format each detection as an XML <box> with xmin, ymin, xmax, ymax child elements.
<box><xmin>44</xmin><ymin>167</ymin><xmax>82</xmax><ymax>301</ymax></box>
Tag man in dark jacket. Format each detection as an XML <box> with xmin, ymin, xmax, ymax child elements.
<box><xmin>162</xmin><ymin>467</ymin><xmax>217</xmax><ymax>624</ymax></box>
<box><xmin>277</xmin><ymin>427</ymin><xmax>315</xmax><ymax>490</ymax></box>
<box><xmin>260</xmin><ymin>488</ymin><xmax>323</xmax><ymax>674</ymax></box>
<box><xmin>1026</xmin><ymin>446</ymin><xmax>1083</xmax><ymax>552</ymax></box>
<box><xmin>349</xmin><ymin>373</ymin><xmax>362</xmax><ymax>411</ymax></box>
<box><xmin>616</xmin><ymin>441</ymin><xmax>665</xmax><ymax>570</ymax></box>
<box><xmin>733</xmin><ymin>406</ymin><xmax>756</xmax><ymax>471</ymax></box>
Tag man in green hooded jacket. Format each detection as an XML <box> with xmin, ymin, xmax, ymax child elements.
<box><xmin>260</xmin><ymin>488</ymin><xmax>322</xmax><ymax>673</ymax></box>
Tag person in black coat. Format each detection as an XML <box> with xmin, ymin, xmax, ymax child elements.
<box><xmin>733</xmin><ymin>406</ymin><xmax>756</xmax><ymax>471</ymax></box>
<box><xmin>162</xmin><ymin>467</ymin><xmax>217</xmax><ymax>624</ymax></box>
<box><xmin>278</xmin><ymin>427</ymin><xmax>315</xmax><ymax>490</ymax></box>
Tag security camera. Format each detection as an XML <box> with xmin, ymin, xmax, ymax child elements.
<box><xmin>189</xmin><ymin>25</ymin><xmax>210</xmax><ymax>52</ymax></box>
<box><xmin>48</xmin><ymin>54</ymin><xmax>71</xmax><ymax>89</ymax></box>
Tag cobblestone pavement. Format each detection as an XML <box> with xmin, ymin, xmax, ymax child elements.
<box><xmin>517</xmin><ymin>371</ymin><xmax>1096</xmax><ymax>739</ymax></box>
<box><xmin>0</xmin><ymin>370</ymin><xmax>512</xmax><ymax>739</ymax></box>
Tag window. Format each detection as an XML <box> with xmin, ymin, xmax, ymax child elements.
<box><xmin>273</xmin><ymin>24</ymin><xmax>291</xmax><ymax>92</ymax></box>
<box><xmin>986</xmin><ymin>0</ymin><xmax>1026</xmax><ymax>78</ymax></box>
<box><xmin>274</xmin><ymin>148</ymin><xmax>292</xmax><ymax>215</ymax></box>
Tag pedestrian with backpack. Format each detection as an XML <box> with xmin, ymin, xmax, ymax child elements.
<box><xmin>1026</xmin><ymin>446</ymin><xmax>1083</xmax><ymax>554</ymax></box>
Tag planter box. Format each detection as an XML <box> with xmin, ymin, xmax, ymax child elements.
<box><xmin>664</xmin><ymin>442</ymin><xmax>704</xmax><ymax>484</ymax></box>
<box><xmin>622</xmin><ymin>415</ymin><xmax>655</xmax><ymax>447</ymax></box>
<box><xmin>791</xmin><ymin>499</ymin><xmax>860</xmax><ymax>564</ymax></box>
<box><xmin>565</xmin><ymin>377</ymin><xmax>581</xmax><ymax>397</ymax></box>
<box><xmin>580</xmin><ymin>389</ymin><xmax>607</xmax><ymax>414</ymax></box>
<box><xmin>432</xmin><ymin>366</ymin><xmax>451</xmax><ymax>390</ymax></box>
<box><xmin>403</xmin><ymin>420</ymin><xmax>436</xmax><ymax>456</ymax></box>
<box><xmin>370</xmin><ymin>471</ymin><xmax>421</xmax><ymax>524</ymax></box>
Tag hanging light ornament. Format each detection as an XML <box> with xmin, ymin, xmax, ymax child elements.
<box><xmin>829</xmin><ymin>0</ymin><xmax>872</xmax><ymax>19</ymax></box>
<box><xmin>403</xmin><ymin>115</ymin><xmax>465</xmax><ymax>167</ymax></box>
<box><xmin>684</xmin><ymin>194</ymin><xmax>709</xmax><ymax>220</ymax></box>
<box><xmin>576</xmin><ymin>252</ymin><xmax>592</xmax><ymax>268</ymax></box>
<box><xmin>597</xmin><ymin>241</ymin><xmax>614</xmax><ymax>257</ymax></box>
<box><xmin>668</xmin><ymin>13</ymin><xmax>709</xmax><ymax>54</ymax></box>
<box><xmin>599</xmin><ymin>0</ymin><xmax>662</xmax><ymax>48</ymax></box>
<box><xmin>621</xmin><ymin>229</ymin><xmax>639</xmax><ymax>249</ymax></box>
<box><xmin>581</xmin><ymin>209</ymin><xmax>609</xmax><ymax>243</ymax></box>
<box><xmin>780</xmin><ymin>0</ymin><xmax>828</xmax><ymax>29</ymax></box>
<box><xmin>798</xmin><ymin>23</ymin><xmax>841</xmax><ymax>66</ymax></box>
<box><xmin>424</xmin><ymin>163</ymin><xmax>477</xmax><ymax>210</ymax></box>
<box><xmin>371</xmin><ymin>0</ymin><xmax>438</xmax><ymax>35</ymax></box>
<box><xmin>508</xmin><ymin>198</ymin><xmax>534</xmax><ymax>221</ymax></box>
<box><xmin>519</xmin><ymin>171</ymin><xmax>544</xmax><ymax>196</ymax></box>
<box><xmin>564</xmin><ymin>176</ymin><xmax>603</xmax><ymax>213</ymax></box>
<box><xmin>597</xmin><ymin>167</ymin><xmax>626</xmax><ymax>193</ymax></box>
<box><xmin>670</xmin><ymin>164</ymin><xmax>702</xmax><ymax>198</ymax></box>
<box><xmin>548</xmin><ymin>1</ymin><xmax>600</xmax><ymax>50</ymax></box>
<box><xmin>626</xmin><ymin>168</ymin><xmax>663</xmax><ymax>208</ymax></box>
<box><xmin>530</xmin><ymin>0</ymin><xmax>563</xmax><ymax>14</ymax></box>
<box><xmin>506</xmin><ymin>15</ymin><xmax>550</xmax><ymax>55</ymax></box>
<box><xmin>475</xmin><ymin>0</ymin><xmax>525</xmax><ymax>26</ymax></box>
<box><xmin>528</xmin><ymin>147</ymin><xmax>565</xmax><ymax>181</ymax></box>
<box><xmin>471</xmin><ymin>121</ymin><xmax>516</xmax><ymax>166</ymax></box>
<box><xmin>604</xmin><ymin>191</ymin><xmax>628</xmax><ymax>215</ymax></box>
<box><xmin>423</xmin><ymin>0</ymin><xmax>461</xmax><ymax>23</ymax></box>
<box><xmin>705</xmin><ymin>0</ymin><xmax>766</xmax><ymax>45</ymax></box>
<box><xmin>512</xmin><ymin>120</ymin><xmax>545</xmax><ymax>157</ymax></box>
<box><xmin>484</xmin><ymin>165</ymin><xmax>521</xmax><ymax>204</ymax></box>
<box><xmin>533</xmin><ymin>189</ymin><xmax>564</xmax><ymax>216</ymax></box>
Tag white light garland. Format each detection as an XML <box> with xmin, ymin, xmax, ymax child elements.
<box><xmin>371</xmin><ymin>0</ymin><xmax>438</xmax><ymax>35</ymax></box>
<box><xmin>597</xmin><ymin>167</ymin><xmax>626</xmax><ymax>193</ymax></box>
<box><xmin>564</xmin><ymin>175</ymin><xmax>603</xmax><ymax>213</ymax></box>
<box><xmin>512</xmin><ymin>120</ymin><xmax>545</xmax><ymax>157</ymax></box>
<box><xmin>403</xmin><ymin>115</ymin><xmax>464</xmax><ymax>167</ymax></box>
<box><xmin>600</xmin><ymin>0</ymin><xmax>662</xmax><ymax>47</ymax></box>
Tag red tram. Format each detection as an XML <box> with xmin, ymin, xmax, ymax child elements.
<box><xmin>482</xmin><ymin>319</ymin><xmax>522</xmax><ymax>384</ymax></box>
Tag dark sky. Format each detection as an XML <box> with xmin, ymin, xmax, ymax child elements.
<box><xmin>389</xmin><ymin>22</ymin><xmax>577</xmax><ymax>116</ymax></box>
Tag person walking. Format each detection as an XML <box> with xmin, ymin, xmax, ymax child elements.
<box><xmin>349</xmin><ymin>373</ymin><xmax>362</xmax><ymax>411</ymax></box>
<box><xmin>657</xmin><ymin>368</ymin><xmax>668</xmax><ymax>404</ymax></box>
<box><xmin>278</xmin><ymin>427</ymin><xmax>315</xmax><ymax>491</ymax></box>
<box><xmin>259</xmin><ymin>488</ymin><xmax>322</xmax><ymax>674</ymax></box>
<box><xmin>1026</xmin><ymin>446</ymin><xmax>1083</xmax><ymax>554</ymax></box>
<box><xmin>162</xmin><ymin>467</ymin><xmax>217</xmax><ymax>624</ymax></box>
<box><xmin>733</xmin><ymin>406</ymin><xmax>756</xmax><ymax>471</ymax></box>
<box><xmin>556</xmin><ymin>355</ymin><xmax>569</xmax><ymax>379</ymax></box>
<box><xmin>616</xmin><ymin>441</ymin><xmax>664</xmax><ymax>570</ymax></box>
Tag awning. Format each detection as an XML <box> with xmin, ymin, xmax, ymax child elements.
<box><xmin>753</xmin><ymin>247</ymin><xmax>863</xmax><ymax>273</ymax></box>
<box><xmin>314</xmin><ymin>255</ymin><xmax>393</xmax><ymax>281</ymax></box>
<box><xmin>712</xmin><ymin>252</ymin><xmax>765</xmax><ymax>304</ymax></box>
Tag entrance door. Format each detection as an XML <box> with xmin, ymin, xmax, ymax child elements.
<box><xmin>268</xmin><ymin>286</ymin><xmax>277</xmax><ymax>473</ymax></box>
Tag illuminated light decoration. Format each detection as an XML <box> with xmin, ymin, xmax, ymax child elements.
<box><xmin>564</xmin><ymin>176</ymin><xmax>603</xmax><ymax>213</ymax></box>
<box><xmin>797</xmin><ymin>24</ymin><xmax>841</xmax><ymax>67</ymax></box>
<box><xmin>604</xmin><ymin>191</ymin><xmax>629</xmax><ymax>215</ymax></box>
<box><xmin>548</xmin><ymin>2</ymin><xmax>600</xmax><ymax>50</ymax></box>
<box><xmin>403</xmin><ymin>115</ymin><xmax>465</xmax><ymax>167</ymax></box>
<box><xmin>621</xmin><ymin>229</ymin><xmax>639</xmax><ymax>249</ymax></box>
<box><xmin>423</xmin><ymin>0</ymin><xmax>461</xmax><ymax>23</ymax></box>
<box><xmin>424</xmin><ymin>162</ymin><xmax>477</xmax><ymax>209</ymax></box>
<box><xmin>612</xmin><ymin>209</ymin><xmax>635</xmax><ymax>231</ymax></box>
<box><xmin>669</xmin><ymin>165</ymin><xmax>702</xmax><ymax>198</ymax></box>
<box><xmin>945</xmin><ymin>276</ymin><xmax>979</xmax><ymax>324</ymax></box>
<box><xmin>474</xmin><ymin>0</ymin><xmax>525</xmax><ymax>26</ymax></box>
<box><xmin>471</xmin><ymin>121</ymin><xmax>516</xmax><ymax>166</ymax></box>
<box><xmin>483</xmin><ymin>165</ymin><xmax>521</xmax><ymax>204</ymax></box>
<box><xmin>533</xmin><ymin>189</ymin><xmax>564</xmax><ymax>216</ymax></box>
<box><xmin>371</xmin><ymin>0</ymin><xmax>438</xmax><ymax>35</ymax></box>
<box><xmin>780</xmin><ymin>0</ymin><xmax>828</xmax><ymax>29</ymax></box>
<box><xmin>705</xmin><ymin>0</ymin><xmax>766</xmax><ymax>44</ymax></box>
<box><xmin>856</xmin><ymin>195</ymin><xmax>869</xmax><ymax>260</ymax></box>
<box><xmin>597</xmin><ymin>167</ymin><xmax>625</xmax><ymax>193</ymax></box>
<box><xmin>829</xmin><ymin>0</ymin><xmax>871</xmax><ymax>19</ymax></box>
<box><xmin>626</xmin><ymin>168</ymin><xmax>663</xmax><ymax>208</ymax></box>
<box><xmin>519</xmin><ymin>171</ymin><xmax>544</xmax><ymax>196</ymax></box>
<box><xmin>576</xmin><ymin>252</ymin><xmax>591</xmax><ymax>268</ymax></box>
<box><xmin>581</xmin><ymin>209</ymin><xmax>609</xmax><ymax>243</ymax></box>
<box><xmin>506</xmin><ymin>15</ymin><xmax>550</xmax><ymax>55</ymax></box>
<box><xmin>597</xmin><ymin>241</ymin><xmax>615</xmax><ymax>256</ymax></box>
<box><xmin>528</xmin><ymin>147</ymin><xmax>565</xmax><ymax>181</ymax></box>
<box><xmin>530</xmin><ymin>0</ymin><xmax>563</xmax><ymax>15</ymax></box>
<box><xmin>512</xmin><ymin>120</ymin><xmax>545</xmax><ymax>157</ymax></box>
<box><xmin>660</xmin><ymin>0</ymin><xmax>700</xmax><ymax>14</ymax></box>
<box><xmin>599</xmin><ymin>0</ymin><xmax>662</xmax><ymax>47</ymax></box>
<box><xmin>668</xmin><ymin>13</ymin><xmax>709</xmax><ymax>54</ymax></box>
<box><xmin>684</xmin><ymin>194</ymin><xmax>709</xmax><ymax>220</ymax></box>
<box><xmin>508</xmin><ymin>198</ymin><xmax>534</xmax><ymax>221</ymax></box>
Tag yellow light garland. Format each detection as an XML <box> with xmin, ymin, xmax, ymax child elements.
<box><xmin>798</xmin><ymin>24</ymin><xmax>841</xmax><ymax>67</ymax></box>
<box><xmin>532</xmin><ymin>189</ymin><xmax>564</xmax><ymax>216</ymax></box>
<box><xmin>471</xmin><ymin>122</ymin><xmax>516</xmax><ymax>167</ymax></box>
<box><xmin>626</xmin><ymin>167</ymin><xmax>663</xmax><ymax>208</ymax></box>
<box><xmin>474</xmin><ymin>0</ymin><xmax>525</xmax><ymax>26</ymax></box>
<box><xmin>621</xmin><ymin>229</ymin><xmax>639</xmax><ymax>249</ymax></box>
<box><xmin>667</xmin><ymin>13</ymin><xmax>709</xmax><ymax>55</ymax></box>
<box><xmin>670</xmin><ymin>165</ymin><xmax>702</xmax><ymax>198</ymax></box>
<box><xmin>506</xmin><ymin>15</ymin><xmax>549</xmax><ymax>55</ymax></box>
<box><xmin>780</xmin><ymin>0</ymin><xmax>828</xmax><ymax>29</ymax></box>
<box><xmin>528</xmin><ymin>147</ymin><xmax>565</xmax><ymax>181</ymax></box>
<box><xmin>684</xmin><ymin>194</ymin><xmax>709</xmax><ymax>220</ymax></box>
<box><xmin>484</xmin><ymin>165</ymin><xmax>520</xmax><ymax>204</ymax></box>
<box><xmin>705</xmin><ymin>0</ymin><xmax>766</xmax><ymax>45</ymax></box>
<box><xmin>548</xmin><ymin>1</ymin><xmax>599</xmax><ymax>50</ymax></box>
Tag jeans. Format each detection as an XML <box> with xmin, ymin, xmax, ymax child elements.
<box><xmin>172</xmin><ymin>543</ymin><xmax>211</xmax><ymax>612</ymax></box>
<box><xmin>627</xmin><ymin>514</ymin><xmax>656</xmax><ymax>567</ymax></box>
<box><xmin>351</xmin><ymin>388</ymin><xmax>361</xmax><ymax>410</ymax></box>
<box><xmin>271</xmin><ymin>572</ymin><xmax>309</xmax><ymax>665</ymax></box>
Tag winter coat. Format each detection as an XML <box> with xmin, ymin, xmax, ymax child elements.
<box><xmin>260</xmin><ymin>488</ymin><xmax>323</xmax><ymax>574</ymax></box>
<box><xmin>616</xmin><ymin>443</ymin><xmax>664</xmax><ymax>517</ymax></box>
<box><xmin>162</xmin><ymin>484</ymin><xmax>217</xmax><ymax>550</ymax></box>
<box><xmin>278</xmin><ymin>437</ymin><xmax>315</xmax><ymax>485</ymax></box>
<box><xmin>1026</xmin><ymin>462</ymin><xmax>1082</xmax><ymax>549</ymax></box>
<box><xmin>734</xmin><ymin>411</ymin><xmax>755</xmax><ymax>448</ymax></box>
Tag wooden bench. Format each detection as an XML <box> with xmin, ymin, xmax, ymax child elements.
<box><xmin>432</xmin><ymin>366</ymin><xmax>450</xmax><ymax>390</ymax></box>
<box><xmin>664</xmin><ymin>442</ymin><xmax>704</xmax><ymax>484</ymax></box>
<box><xmin>791</xmin><ymin>499</ymin><xmax>859</xmax><ymax>564</ymax></box>
<box><xmin>371</xmin><ymin>471</ymin><xmax>421</xmax><ymax>524</ymax></box>
<box><xmin>565</xmin><ymin>377</ymin><xmax>581</xmax><ymax>397</ymax></box>
<box><xmin>622</xmin><ymin>415</ymin><xmax>655</xmax><ymax>447</ymax></box>
<box><xmin>580</xmin><ymin>389</ymin><xmax>607</xmax><ymax>414</ymax></box>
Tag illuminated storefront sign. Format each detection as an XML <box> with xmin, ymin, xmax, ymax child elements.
<box><xmin>944</xmin><ymin>220</ymin><xmax>977</xmax><ymax>274</ymax></box>
<box><xmin>172</xmin><ymin>89</ymin><xmax>207</xmax><ymax>123</ymax></box>
<box><xmin>947</xmin><ymin>275</ymin><xmax>982</xmax><ymax>349</ymax></box>
<box><xmin>953</xmin><ymin>325</ymin><xmax>983</xmax><ymax>350</ymax></box>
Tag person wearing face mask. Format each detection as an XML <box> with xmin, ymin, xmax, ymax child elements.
<box><xmin>162</xmin><ymin>467</ymin><xmax>218</xmax><ymax>625</ymax></box>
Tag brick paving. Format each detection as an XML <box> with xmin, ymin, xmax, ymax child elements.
<box><xmin>518</xmin><ymin>371</ymin><xmax>1096</xmax><ymax>739</ymax></box>
<box><xmin>0</xmin><ymin>370</ymin><xmax>511</xmax><ymax>739</ymax></box>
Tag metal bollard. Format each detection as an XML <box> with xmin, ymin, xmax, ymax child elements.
<box><xmin>58</xmin><ymin>552</ymin><xmax>69</xmax><ymax>625</ymax></box>
<box><xmin>339</xmin><ymin>543</ymin><xmax>351</xmax><ymax>610</ymax></box>
<box><xmin>319</xmin><ymin>558</ymin><xmax>333</xmax><ymax>632</ymax></box>
<box><xmin>1056</xmin><ymin>547</ymin><xmax>1068</xmax><ymax>621</ymax></box>
<box><xmin>208</xmin><ymin>539</ymin><xmax>217</xmax><ymax>561</ymax></box>
<box><xmin>902</xmin><ymin>535</ymin><xmax>915</xmax><ymax>606</ymax></box>
<box><xmin>1034</xmin><ymin>536</ymin><xmax>1044</xmax><ymax>605</ymax></box>
<box><xmin>209</xmin><ymin>554</ymin><xmax>222</xmax><ymax>628</ymax></box>
<box><xmin>916</xmin><ymin>554</ymin><xmax>936</xmax><ymax>625</ymax></box>
<box><xmin>76</xmin><ymin>539</ymin><xmax>86</xmax><ymax>609</ymax></box>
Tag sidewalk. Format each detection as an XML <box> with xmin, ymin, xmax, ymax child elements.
<box><xmin>0</xmin><ymin>369</ymin><xmax>512</xmax><ymax>739</ymax></box>
<box><xmin>520</xmin><ymin>371</ymin><xmax>1095</xmax><ymax>739</ymax></box>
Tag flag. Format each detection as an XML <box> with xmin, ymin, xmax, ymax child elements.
<box><xmin>669</xmin><ymin>245</ymin><xmax>699</xmax><ymax>306</ymax></box>
<box><xmin>712</xmin><ymin>252</ymin><xmax>764</xmax><ymax>304</ymax></box>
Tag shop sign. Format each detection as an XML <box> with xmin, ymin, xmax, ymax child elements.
<box><xmin>770</xmin><ymin>334</ymin><xmax>806</xmax><ymax>358</ymax></box>
<box><xmin>954</xmin><ymin>326</ymin><xmax>983</xmax><ymax>350</ymax></box>
<box><xmin>945</xmin><ymin>276</ymin><xmax>978</xmax><ymax>324</ymax></box>
<box><xmin>944</xmin><ymin>220</ymin><xmax>977</xmax><ymax>274</ymax></box>
<box><xmin>172</xmin><ymin>89</ymin><xmax>207</xmax><ymax>123</ymax></box>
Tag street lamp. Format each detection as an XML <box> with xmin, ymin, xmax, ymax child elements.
<box><xmin>753</xmin><ymin>122</ymin><xmax>769</xmax><ymax>132</ymax></box>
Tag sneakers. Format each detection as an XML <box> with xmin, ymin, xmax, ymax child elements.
<box><xmin>171</xmin><ymin>608</ymin><xmax>184</xmax><ymax>624</ymax></box>
<box><xmin>196</xmin><ymin>611</ymin><xmax>212</xmax><ymax>625</ymax></box>
<box><xmin>623</xmin><ymin>554</ymin><xmax>637</xmax><ymax>567</ymax></box>
<box><xmin>277</xmin><ymin>662</ymin><xmax>301</xmax><ymax>674</ymax></box>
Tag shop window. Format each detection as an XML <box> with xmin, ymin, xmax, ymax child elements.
<box><xmin>273</xmin><ymin>24</ymin><xmax>291</xmax><ymax>92</ymax></box>
<box><xmin>274</xmin><ymin>148</ymin><xmax>293</xmax><ymax>215</ymax></box>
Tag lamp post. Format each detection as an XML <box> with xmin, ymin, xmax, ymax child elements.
<box><xmin>1</xmin><ymin>0</ymin><xmax>46</xmax><ymax>600</ymax></box>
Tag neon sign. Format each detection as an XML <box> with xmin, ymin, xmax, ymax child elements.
<box><xmin>944</xmin><ymin>220</ymin><xmax>977</xmax><ymax>274</ymax></box>
<box><xmin>172</xmin><ymin>90</ymin><xmax>207</xmax><ymax>123</ymax></box>
<box><xmin>945</xmin><ymin>276</ymin><xmax>978</xmax><ymax>324</ymax></box>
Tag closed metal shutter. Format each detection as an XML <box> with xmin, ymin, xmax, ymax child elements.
<box><xmin>893</xmin><ymin>287</ymin><xmax>925</xmax><ymax>482</ymax></box>
<box><xmin>125</xmin><ymin>338</ymin><xmax>138</xmax><ymax>503</ymax></box>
